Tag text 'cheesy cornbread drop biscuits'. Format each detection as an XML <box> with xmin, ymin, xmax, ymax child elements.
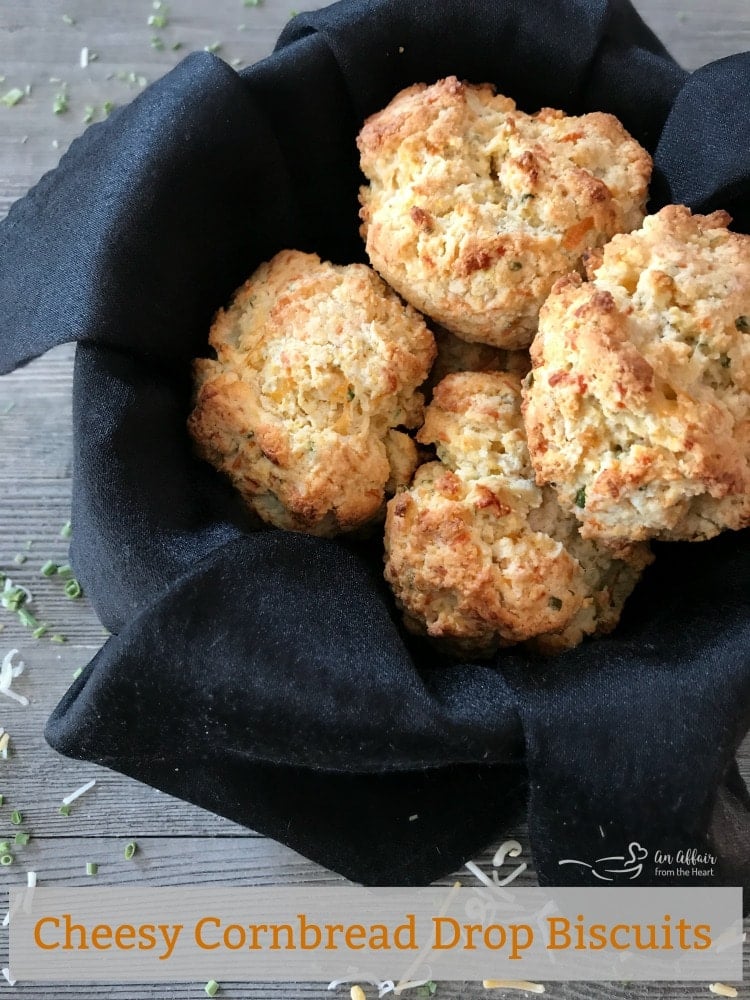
<box><xmin>523</xmin><ymin>206</ymin><xmax>750</xmax><ymax>543</ymax></box>
<box><xmin>384</xmin><ymin>372</ymin><xmax>651</xmax><ymax>656</ymax></box>
<box><xmin>358</xmin><ymin>76</ymin><xmax>651</xmax><ymax>350</ymax></box>
<box><xmin>188</xmin><ymin>250</ymin><xmax>436</xmax><ymax>536</ymax></box>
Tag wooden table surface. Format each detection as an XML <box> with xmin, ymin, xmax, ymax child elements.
<box><xmin>0</xmin><ymin>1</ymin><xmax>747</xmax><ymax>998</ymax></box>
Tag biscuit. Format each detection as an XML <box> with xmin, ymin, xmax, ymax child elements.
<box><xmin>188</xmin><ymin>250</ymin><xmax>436</xmax><ymax>536</ymax></box>
<box><xmin>523</xmin><ymin>205</ymin><xmax>750</xmax><ymax>543</ymax></box>
<box><xmin>384</xmin><ymin>372</ymin><xmax>651</xmax><ymax>656</ymax></box>
<box><xmin>358</xmin><ymin>77</ymin><xmax>651</xmax><ymax>349</ymax></box>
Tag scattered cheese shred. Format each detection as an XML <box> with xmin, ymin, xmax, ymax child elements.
<box><xmin>393</xmin><ymin>981</ymin><xmax>429</xmax><ymax>994</ymax></box>
<box><xmin>26</xmin><ymin>871</ymin><xmax>36</xmax><ymax>888</ymax></box>
<box><xmin>1</xmin><ymin>912</ymin><xmax>9</xmax><ymax>928</ymax></box>
<box><xmin>1</xmin><ymin>969</ymin><xmax>16</xmax><ymax>986</ymax></box>
<box><xmin>80</xmin><ymin>47</ymin><xmax>89</xmax><ymax>68</ymax></box>
<box><xmin>482</xmin><ymin>981</ymin><xmax>545</xmax><ymax>994</ymax></box>
<box><xmin>709</xmin><ymin>985</ymin><xmax>738</xmax><ymax>998</ymax></box>
<box><xmin>465</xmin><ymin>860</ymin><xmax>495</xmax><ymax>888</ymax></box>
<box><xmin>492</xmin><ymin>840</ymin><xmax>523</xmax><ymax>867</ymax></box>
<box><xmin>0</xmin><ymin>650</ymin><xmax>28</xmax><ymax>706</ymax></box>
<box><xmin>61</xmin><ymin>778</ymin><xmax>96</xmax><ymax>806</ymax></box>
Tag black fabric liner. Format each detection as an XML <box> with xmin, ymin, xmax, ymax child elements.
<box><xmin>0</xmin><ymin>0</ymin><xmax>747</xmax><ymax>895</ymax></box>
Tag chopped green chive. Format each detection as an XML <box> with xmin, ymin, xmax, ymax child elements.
<box><xmin>17</xmin><ymin>607</ymin><xmax>39</xmax><ymax>629</ymax></box>
<box><xmin>0</xmin><ymin>842</ymin><xmax>8</xmax><ymax>853</ymax></box>
<box><xmin>720</xmin><ymin>353</ymin><xmax>731</xmax><ymax>368</ymax></box>
<box><xmin>53</xmin><ymin>91</ymin><xmax>69</xmax><ymax>115</ymax></box>
<box><xmin>0</xmin><ymin>793</ymin><xmax>4</xmax><ymax>806</ymax></box>
<box><xmin>0</xmin><ymin>854</ymin><xmax>13</xmax><ymax>866</ymax></box>
<box><xmin>60</xmin><ymin>520</ymin><xmax>73</xmax><ymax>540</ymax></box>
<box><xmin>204</xmin><ymin>42</ymin><xmax>222</xmax><ymax>53</ymax></box>
<box><xmin>10</xmin><ymin>810</ymin><xmax>22</xmax><ymax>826</ymax></box>
<box><xmin>32</xmin><ymin>624</ymin><xmax>49</xmax><ymax>639</ymax></box>
<box><xmin>59</xmin><ymin>804</ymin><xmax>71</xmax><ymax>817</ymax></box>
<box><xmin>0</xmin><ymin>88</ymin><xmax>24</xmax><ymax>108</ymax></box>
<box><xmin>548</xmin><ymin>596</ymin><xmax>563</xmax><ymax>611</ymax></box>
<box><xmin>40</xmin><ymin>561</ymin><xmax>58</xmax><ymax>577</ymax></box>
<box><xmin>72</xmin><ymin>667</ymin><xmax>83</xmax><ymax>680</ymax></box>
<box><xmin>735</xmin><ymin>315</ymin><xmax>749</xmax><ymax>333</ymax></box>
<box><xmin>13</xmin><ymin>554</ymin><xmax>26</xmax><ymax>565</ymax></box>
<box><xmin>147</xmin><ymin>13</ymin><xmax>169</xmax><ymax>28</ymax></box>
<box><xmin>83</xmin><ymin>105</ymin><xmax>96</xmax><ymax>124</ymax></box>
<box><xmin>243</xmin><ymin>0</ymin><xmax>261</xmax><ymax>5</ymax></box>
<box><xmin>103</xmin><ymin>100</ymin><xmax>115</xmax><ymax>116</ymax></box>
<box><xmin>574</xmin><ymin>487</ymin><xmax>586</xmax><ymax>509</ymax></box>
<box><xmin>62</xmin><ymin>13</ymin><xmax>76</xmax><ymax>25</ymax></box>
<box><xmin>124</xmin><ymin>841</ymin><xmax>137</xmax><ymax>860</ymax></box>
<box><xmin>171</xmin><ymin>41</ymin><xmax>184</xmax><ymax>51</ymax></box>
<box><xmin>520</xmin><ymin>193</ymin><xmax>536</xmax><ymax>202</ymax></box>
<box><xmin>57</xmin><ymin>564</ymin><xmax>73</xmax><ymax>578</ymax></box>
<box><xmin>347</xmin><ymin>388</ymin><xmax>355</xmax><ymax>401</ymax></box>
<box><xmin>205</xmin><ymin>981</ymin><xmax>220</xmax><ymax>998</ymax></box>
<box><xmin>1</xmin><ymin>586</ymin><xmax>26</xmax><ymax>611</ymax></box>
<box><xmin>151</xmin><ymin>36</ymin><xmax>165</xmax><ymax>50</ymax></box>
<box><xmin>23</xmin><ymin>540</ymin><xmax>33</xmax><ymax>551</ymax></box>
<box><xmin>508</xmin><ymin>260</ymin><xmax>523</xmax><ymax>271</ymax></box>
<box><xmin>50</xmin><ymin>634</ymin><xmax>67</xmax><ymax>645</ymax></box>
<box><xmin>14</xmin><ymin>832</ymin><xmax>29</xmax><ymax>846</ymax></box>
<box><xmin>86</xmin><ymin>862</ymin><xmax>98</xmax><ymax>876</ymax></box>
<box><xmin>64</xmin><ymin>579</ymin><xmax>82</xmax><ymax>599</ymax></box>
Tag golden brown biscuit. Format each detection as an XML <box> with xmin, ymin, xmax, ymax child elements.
<box><xmin>188</xmin><ymin>250</ymin><xmax>436</xmax><ymax>536</ymax></box>
<box><xmin>358</xmin><ymin>77</ymin><xmax>651</xmax><ymax>349</ymax></box>
<box><xmin>384</xmin><ymin>372</ymin><xmax>651</xmax><ymax>656</ymax></box>
<box><xmin>523</xmin><ymin>205</ymin><xmax>750</xmax><ymax>543</ymax></box>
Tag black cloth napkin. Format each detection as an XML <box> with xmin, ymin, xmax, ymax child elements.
<box><xmin>0</xmin><ymin>0</ymin><xmax>748</xmax><ymax>894</ymax></box>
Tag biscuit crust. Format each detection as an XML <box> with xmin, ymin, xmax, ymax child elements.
<box><xmin>384</xmin><ymin>372</ymin><xmax>651</xmax><ymax>656</ymax></box>
<box><xmin>188</xmin><ymin>250</ymin><xmax>435</xmax><ymax>536</ymax></box>
<box><xmin>358</xmin><ymin>77</ymin><xmax>651</xmax><ymax>349</ymax></box>
<box><xmin>523</xmin><ymin>206</ymin><xmax>750</xmax><ymax>542</ymax></box>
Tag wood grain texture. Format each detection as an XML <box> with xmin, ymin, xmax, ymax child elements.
<box><xmin>0</xmin><ymin>1</ymin><xmax>749</xmax><ymax>998</ymax></box>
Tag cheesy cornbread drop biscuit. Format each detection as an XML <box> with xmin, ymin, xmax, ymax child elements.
<box><xmin>188</xmin><ymin>250</ymin><xmax>436</xmax><ymax>536</ymax></box>
<box><xmin>358</xmin><ymin>76</ymin><xmax>651</xmax><ymax>350</ymax></box>
<box><xmin>523</xmin><ymin>206</ymin><xmax>750</xmax><ymax>543</ymax></box>
<box><xmin>384</xmin><ymin>372</ymin><xmax>651</xmax><ymax>656</ymax></box>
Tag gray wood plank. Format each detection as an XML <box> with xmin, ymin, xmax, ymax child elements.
<box><xmin>631</xmin><ymin>0</ymin><xmax>750</xmax><ymax>69</ymax></box>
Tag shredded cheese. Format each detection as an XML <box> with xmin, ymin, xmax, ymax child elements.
<box><xmin>492</xmin><ymin>840</ymin><xmax>523</xmax><ymax>867</ymax></box>
<box><xmin>393</xmin><ymin>980</ymin><xmax>429</xmax><ymax>994</ymax></box>
<box><xmin>0</xmin><ymin>650</ymin><xmax>28</xmax><ymax>706</ymax></box>
<box><xmin>709</xmin><ymin>985</ymin><xmax>738</xmax><ymax>998</ymax></box>
<box><xmin>61</xmin><ymin>778</ymin><xmax>96</xmax><ymax>806</ymax></box>
<box><xmin>26</xmin><ymin>871</ymin><xmax>36</xmax><ymax>888</ymax></box>
<box><xmin>1</xmin><ymin>969</ymin><xmax>16</xmax><ymax>986</ymax></box>
<box><xmin>465</xmin><ymin>860</ymin><xmax>496</xmax><ymax>888</ymax></box>
<box><xmin>80</xmin><ymin>47</ymin><xmax>89</xmax><ymax>68</ymax></box>
<box><xmin>482</xmin><ymin>981</ymin><xmax>545</xmax><ymax>993</ymax></box>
